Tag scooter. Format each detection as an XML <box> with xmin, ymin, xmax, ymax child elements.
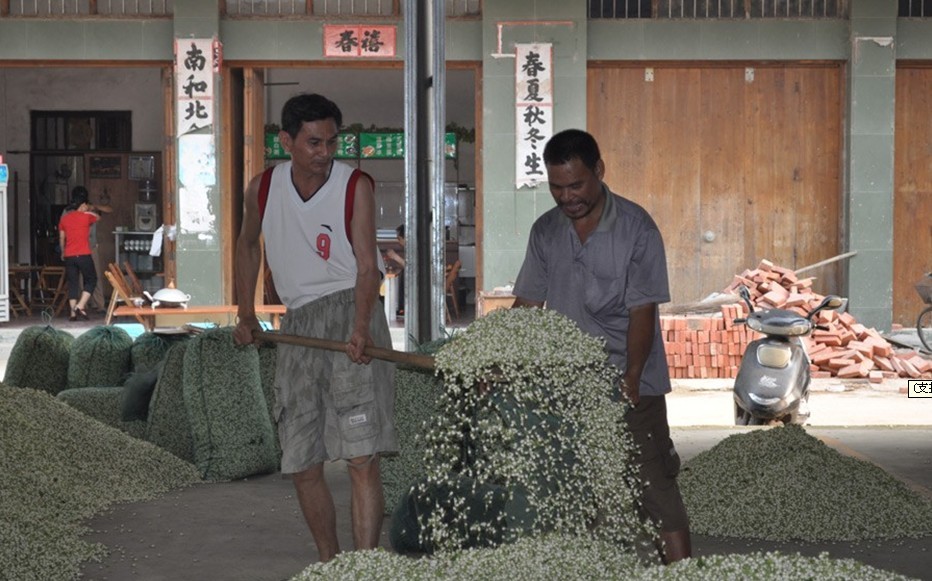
<box><xmin>732</xmin><ymin>286</ymin><xmax>845</xmax><ymax>426</ymax></box>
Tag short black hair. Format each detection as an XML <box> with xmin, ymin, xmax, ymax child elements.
<box><xmin>70</xmin><ymin>186</ymin><xmax>89</xmax><ymax>206</ymax></box>
<box><xmin>281</xmin><ymin>93</ymin><xmax>343</xmax><ymax>138</ymax></box>
<box><xmin>543</xmin><ymin>129</ymin><xmax>602</xmax><ymax>172</ymax></box>
<box><xmin>396</xmin><ymin>224</ymin><xmax>405</xmax><ymax>238</ymax></box>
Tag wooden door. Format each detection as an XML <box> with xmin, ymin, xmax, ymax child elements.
<box><xmin>233</xmin><ymin>66</ymin><xmax>269</xmax><ymax>305</ymax></box>
<box><xmin>894</xmin><ymin>65</ymin><xmax>932</xmax><ymax>325</ymax></box>
<box><xmin>588</xmin><ymin>64</ymin><xmax>843</xmax><ymax>306</ymax></box>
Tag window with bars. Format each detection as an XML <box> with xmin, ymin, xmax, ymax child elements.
<box><xmin>31</xmin><ymin>111</ymin><xmax>132</xmax><ymax>152</ymax></box>
<box><xmin>899</xmin><ymin>0</ymin><xmax>932</xmax><ymax>17</ymax></box>
<box><xmin>222</xmin><ymin>0</ymin><xmax>480</xmax><ymax>17</ymax></box>
<box><xmin>3</xmin><ymin>0</ymin><xmax>172</xmax><ymax>16</ymax></box>
<box><xmin>589</xmin><ymin>0</ymin><xmax>850</xmax><ymax>19</ymax></box>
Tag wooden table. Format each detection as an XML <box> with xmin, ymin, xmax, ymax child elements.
<box><xmin>477</xmin><ymin>291</ymin><xmax>516</xmax><ymax>317</ymax></box>
<box><xmin>112</xmin><ymin>304</ymin><xmax>286</xmax><ymax>331</ymax></box>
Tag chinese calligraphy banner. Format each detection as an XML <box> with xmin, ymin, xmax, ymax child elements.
<box><xmin>175</xmin><ymin>38</ymin><xmax>217</xmax><ymax>136</ymax></box>
<box><xmin>515</xmin><ymin>43</ymin><xmax>553</xmax><ymax>189</ymax></box>
<box><xmin>324</xmin><ymin>25</ymin><xmax>396</xmax><ymax>58</ymax></box>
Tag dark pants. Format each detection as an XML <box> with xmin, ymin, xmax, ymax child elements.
<box><xmin>625</xmin><ymin>395</ymin><xmax>690</xmax><ymax>532</ymax></box>
<box><xmin>64</xmin><ymin>254</ymin><xmax>96</xmax><ymax>299</ymax></box>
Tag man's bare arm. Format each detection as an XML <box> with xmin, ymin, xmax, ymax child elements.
<box><xmin>623</xmin><ymin>302</ymin><xmax>657</xmax><ymax>405</ymax></box>
<box><xmin>233</xmin><ymin>174</ymin><xmax>264</xmax><ymax>345</ymax></box>
<box><xmin>347</xmin><ymin>176</ymin><xmax>382</xmax><ymax>363</ymax></box>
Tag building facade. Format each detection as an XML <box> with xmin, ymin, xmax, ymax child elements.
<box><xmin>0</xmin><ymin>0</ymin><xmax>929</xmax><ymax>330</ymax></box>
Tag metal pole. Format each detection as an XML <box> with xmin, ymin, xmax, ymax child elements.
<box><xmin>403</xmin><ymin>0</ymin><xmax>446</xmax><ymax>347</ymax></box>
<box><xmin>402</xmin><ymin>0</ymin><xmax>422</xmax><ymax>348</ymax></box>
<box><xmin>430</xmin><ymin>0</ymin><xmax>447</xmax><ymax>340</ymax></box>
<box><xmin>414</xmin><ymin>0</ymin><xmax>433</xmax><ymax>343</ymax></box>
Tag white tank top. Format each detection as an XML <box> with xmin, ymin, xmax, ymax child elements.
<box><xmin>261</xmin><ymin>160</ymin><xmax>383</xmax><ymax>310</ymax></box>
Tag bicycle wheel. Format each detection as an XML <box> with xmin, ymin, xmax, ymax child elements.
<box><xmin>918</xmin><ymin>306</ymin><xmax>932</xmax><ymax>353</ymax></box>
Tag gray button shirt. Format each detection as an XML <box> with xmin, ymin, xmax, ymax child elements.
<box><xmin>514</xmin><ymin>185</ymin><xmax>672</xmax><ymax>396</ymax></box>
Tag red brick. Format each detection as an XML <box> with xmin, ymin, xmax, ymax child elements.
<box><xmin>837</xmin><ymin>363</ymin><xmax>864</xmax><ymax>378</ymax></box>
<box><xmin>828</xmin><ymin>357</ymin><xmax>855</xmax><ymax>370</ymax></box>
<box><xmin>874</xmin><ymin>356</ymin><xmax>895</xmax><ymax>372</ymax></box>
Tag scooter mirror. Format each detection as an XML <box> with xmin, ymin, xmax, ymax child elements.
<box><xmin>824</xmin><ymin>296</ymin><xmax>845</xmax><ymax>310</ymax></box>
<box><xmin>807</xmin><ymin>294</ymin><xmax>845</xmax><ymax>320</ymax></box>
<box><xmin>737</xmin><ymin>285</ymin><xmax>755</xmax><ymax>313</ymax></box>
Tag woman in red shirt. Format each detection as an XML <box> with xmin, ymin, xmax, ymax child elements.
<box><xmin>58</xmin><ymin>190</ymin><xmax>101</xmax><ymax>321</ymax></box>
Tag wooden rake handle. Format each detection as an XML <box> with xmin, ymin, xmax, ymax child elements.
<box><xmin>253</xmin><ymin>330</ymin><xmax>435</xmax><ymax>371</ymax></box>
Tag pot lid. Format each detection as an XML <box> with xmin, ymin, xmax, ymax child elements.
<box><xmin>152</xmin><ymin>287</ymin><xmax>190</xmax><ymax>302</ymax></box>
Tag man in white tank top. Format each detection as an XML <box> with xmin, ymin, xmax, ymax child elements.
<box><xmin>234</xmin><ymin>93</ymin><xmax>395</xmax><ymax>562</ymax></box>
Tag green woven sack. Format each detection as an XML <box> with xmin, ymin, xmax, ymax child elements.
<box><xmin>381</xmin><ymin>367</ymin><xmax>444</xmax><ymax>514</ymax></box>
<box><xmin>2</xmin><ymin>325</ymin><xmax>75</xmax><ymax>395</ymax></box>
<box><xmin>182</xmin><ymin>327</ymin><xmax>278</xmax><ymax>481</ymax></box>
<box><xmin>146</xmin><ymin>341</ymin><xmax>194</xmax><ymax>462</ymax></box>
<box><xmin>389</xmin><ymin>475</ymin><xmax>533</xmax><ymax>554</ymax></box>
<box><xmin>131</xmin><ymin>332</ymin><xmax>189</xmax><ymax>373</ymax></box>
<box><xmin>67</xmin><ymin>326</ymin><xmax>133</xmax><ymax>390</ymax></box>
<box><xmin>57</xmin><ymin>386</ymin><xmax>148</xmax><ymax>440</ymax></box>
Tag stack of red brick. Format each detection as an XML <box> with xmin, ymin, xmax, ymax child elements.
<box><xmin>661</xmin><ymin>259</ymin><xmax>932</xmax><ymax>381</ymax></box>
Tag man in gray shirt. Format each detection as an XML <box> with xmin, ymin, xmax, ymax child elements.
<box><xmin>513</xmin><ymin>128</ymin><xmax>690</xmax><ymax>563</ymax></box>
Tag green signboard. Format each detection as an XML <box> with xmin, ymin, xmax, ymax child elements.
<box><xmin>267</xmin><ymin>132</ymin><xmax>456</xmax><ymax>160</ymax></box>
<box><xmin>264</xmin><ymin>133</ymin><xmax>289</xmax><ymax>159</ymax></box>
<box><xmin>444</xmin><ymin>132</ymin><xmax>457</xmax><ymax>159</ymax></box>
<box><xmin>359</xmin><ymin>132</ymin><xmax>405</xmax><ymax>158</ymax></box>
<box><xmin>335</xmin><ymin>133</ymin><xmax>359</xmax><ymax>158</ymax></box>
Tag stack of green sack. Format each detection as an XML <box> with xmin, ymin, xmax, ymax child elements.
<box><xmin>3</xmin><ymin>324</ymin><xmax>280</xmax><ymax>482</ymax></box>
<box><xmin>56</xmin><ymin>326</ymin><xmax>145</xmax><ymax>438</ymax></box>
<box><xmin>182</xmin><ymin>327</ymin><xmax>279</xmax><ymax>480</ymax></box>
<box><xmin>3</xmin><ymin>324</ymin><xmax>75</xmax><ymax>395</ymax></box>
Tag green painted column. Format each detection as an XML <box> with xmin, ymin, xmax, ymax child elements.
<box><xmin>480</xmin><ymin>0</ymin><xmax>588</xmax><ymax>290</ymax></box>
<box><xmin>172</xmin><ymin>0</ymin><xmax>224</xmax><ymax>304</ymax></box>
<box><xmin>845</xmin><ymin>0</ymin><xmax>897</xmax><ymax>330</ymax></box>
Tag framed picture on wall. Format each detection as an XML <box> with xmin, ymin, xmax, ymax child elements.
<box><xmin>129</xmin><ymin>155</ymin><xmax>156</xmax><ymax>180</ymax></box>
<box><xmin>89</xmin><ymin>155</ymin><xmax>122</xmax><ymax>179</ymax></box>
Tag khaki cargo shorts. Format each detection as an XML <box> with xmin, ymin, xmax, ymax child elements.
<box><xmin>275</xmin><ymin>288</ymin><xmax>397</xmax><ymax>473</ymax></box>
<box><xmin>625</xmin><ymin>395</ymin><xmax>690</xmax><ymax>532</ymax></box>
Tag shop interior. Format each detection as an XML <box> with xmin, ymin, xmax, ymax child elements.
<box><xmin>12</xmin><ymin>66</ymin><xmax>478</xmax><ymax>325</ymax></box>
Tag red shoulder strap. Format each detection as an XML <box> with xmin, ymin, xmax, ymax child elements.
<box><xmin>258</xmin><ymin>166</ymin><xmax>275</xmax><ymax>223</ymax></box>
<box><xmin>345</xmin><ymin>169</ymin><xmax>374</xmax><ymax>246</ymax></box>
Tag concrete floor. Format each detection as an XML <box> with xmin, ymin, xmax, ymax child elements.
<box><xmin>77</xmin><ymin>405</ymin><xmax>932</xmax><ymax>581</ymax></box>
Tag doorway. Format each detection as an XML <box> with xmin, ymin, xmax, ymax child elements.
<box><xmin>225</xmin><ymin>63</ymin><xmax>481</xmax><ymax>326</ymax></box>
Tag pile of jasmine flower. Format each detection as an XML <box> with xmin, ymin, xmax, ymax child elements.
<box><xmin>411</xmin><ymin>307</ymin><xmax>657</xmax><ymax>553</ymax></box>
<box><xmin>292</xmin><ymin>534</ymin><xmax>911</xmax><ymax>580</ymax></box>
<box><xmin>0</xmin><ymin>385</ymin><xmax>201</xmax><ymax>580</ymax></box>
<box><xmin>679</xmin><ymin>425</ymin><xmax>932</xmax><ymax>541</ymax></box>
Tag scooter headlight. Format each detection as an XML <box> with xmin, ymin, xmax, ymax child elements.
<box><xmin>756</xmin><ymin>344</ymin><xmax>791</xmax><ymax>368</ymax></box>
<box><xmin>749</xmin><ymin>393</ymin><xmax>782</xmax><ymax>406</ymax></box>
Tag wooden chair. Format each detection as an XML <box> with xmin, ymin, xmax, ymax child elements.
<box><xmin>32</xmin><ymin>266</ymin><xmax>68</xmax><ymax>317</ymax></box>
<box><xmin>8</xmin><ymin>267</ymin><xmax>34</xmax><ymax>317</ymax></box>
<box><xmin>105</xmin><ymin>263</ymin><xmax>145</xmax><ymax>326</ymax></box>
<box><xmin>122</xmin><ymin>260</ymin><xmax>145</xmax><ymax>296</ymax></box>
<box><xmin>445</xmin><ymin>259</ymin><xmax>462</xmax><ymax>324</ymax></box>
